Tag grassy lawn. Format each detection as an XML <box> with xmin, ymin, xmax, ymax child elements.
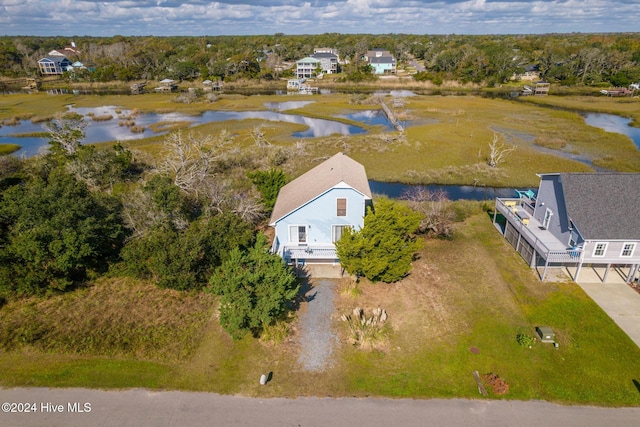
<box><xmin>1</xmin><ymin>209</ymin><xmax>639</xmax><ymax>405</ymax></box>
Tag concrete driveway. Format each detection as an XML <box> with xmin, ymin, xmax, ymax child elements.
<box><xmin>575</xmin><ymin>269</ymin><xmax>640</xmax><ymax>348</ymax></box>
<box><xmin>545</xmin><ymin>266</ymin><xmax>640</xmax><ymax>348</ymax></box>
<box><xmin>2</xmin><ymin>387</ymin><xmax>640</xmax><ymax>427</ymax></box>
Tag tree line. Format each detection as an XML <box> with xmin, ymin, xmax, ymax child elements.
<box><xmin>1</xmin><ymin>33</ymin><xmax>639</xmax><ymax>86</ymax></box>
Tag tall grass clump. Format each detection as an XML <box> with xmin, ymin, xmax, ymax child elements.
<box><xmin>341</xmin><ymin>307</ymin><xmax>389</xmax><ymax>350</ymax></box>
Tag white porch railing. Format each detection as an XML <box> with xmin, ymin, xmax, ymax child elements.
<box><xmin>282</xmin><ymin>245</ymin><xmax>338</xmax><ymax>262</ymax></box>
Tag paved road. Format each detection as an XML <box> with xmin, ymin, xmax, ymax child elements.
<box><xmin>1</xmin><ymin>388</ymin><xmax>639</xmax><ymax>427</ymax></box>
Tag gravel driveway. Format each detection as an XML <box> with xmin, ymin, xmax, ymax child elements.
<box><xmin>296</xmin><ymin>278</ymin><xmax>338</xmax><ymax>371</ymax></box>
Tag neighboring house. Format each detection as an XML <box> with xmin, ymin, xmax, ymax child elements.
<box><xmin>493</xmin><ymin>173</ymin><xmax>640</xmax><ymax>282</ymax></box>
<box><xmin>365</xmin><ymin>49</ymin><xmax>397</xmax><ymax>75</ymax></box>
<box><xmin>512</xmin><ymin>64</ymin><xmax>541</xmax><ymax>82</ymax></box>
<box><xmin>37</xmin><ymin>56</ymin><xmax>72</xmax><ymax>75</ymax></box>
<box><xmin>311</xmin><ymin>52</ymin><xmax>339</xmax><ymax>74</ymax></box>
<box><xmin>296</xmin><ymin>57</ymin><xmax>321</xmax><ymax>79</ymax></box>
<box><xmin>269</xmin><ymin>152</ymin><xmax>373</xmax><ymax>266</ymax></box>
<box><xmin>155</xmin><ymin>78</ymin><xmax>178</xmax><ymax>92</ymax></box>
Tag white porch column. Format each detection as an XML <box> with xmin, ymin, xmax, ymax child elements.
<box><xmin>602</xmin><ymin>263</ymin><xmax>611</xmax><ymax>283</ymax></box>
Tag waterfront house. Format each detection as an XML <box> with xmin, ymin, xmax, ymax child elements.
<box><xmin>493</xmin><ymin>173</ymin><xmax>640</xmax><ymax>282</ymax></box>
<box><xmin>295</xmin><ymin>57</ymin><xmax>322</xmax><ymax>79</ymax></box>
<box><xmin>37</xmin><ymin>56</ymin><xmax>72</xmax><ymax>75</ymax></box>
<box><xmin>365</xmin><ymin>49</ymin><xmax>397</xmax><ymax>75</ymax></box>
<box><xmin>269</xmin><ymin>153</ymin><xmax>372</xmax><ymax>266</ymax></box>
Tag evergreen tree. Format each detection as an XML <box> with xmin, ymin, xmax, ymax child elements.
<box><xmin>207</xmin><ymin>233</ymin><xmax>299</xmax><ymax>339</ymax></box>
<box><xmin>336</xmin><ymin>198</ymin><xmax>423</xmax><ymax>283</ymax></box>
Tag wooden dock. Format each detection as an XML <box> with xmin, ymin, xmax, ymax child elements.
<box><xmin>380</xmin><ymin>99</ymin><xmax>404</xmax><ymax>132</ymax></box>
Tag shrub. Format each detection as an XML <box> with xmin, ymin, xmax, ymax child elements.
<box><xmin>207</xmin><ymin>233</ymin><xmax>299</xmax><ymax>339</ymax></box>
<box><xmin>516</xmin><ymin>332</ymin><xmax>536</xmax><ymax>348</ymax></box>
<box><xmin>336</xmin><ymin>198</ymin><xmax>423</xmax><ymax>283</ymax></box>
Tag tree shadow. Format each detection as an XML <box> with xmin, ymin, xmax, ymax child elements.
<box><xmin>633</xmin><ymin>379</ymin><xmax>640</xmax><ymax>395</ymax></box>
<box><xmin>291</xmin><ymin>266</ymin><xmax>315</xmax><ymax>311</ymax></box>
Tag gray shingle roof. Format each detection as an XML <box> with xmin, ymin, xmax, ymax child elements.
<box><xmin>269</xmin><ymin>152</ymin><xmax>372</xmax><ymax>225</ymax></box>
<box><xmin>559</xmin><ymin>173</ymin><xmax>640</xmax><ymax>240</ymax></box>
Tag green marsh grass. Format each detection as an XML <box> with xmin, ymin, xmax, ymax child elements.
<box><xmin>0</xmin><ymin>144</ymin><xmax>21</xmax><ymax>155</ymax></box>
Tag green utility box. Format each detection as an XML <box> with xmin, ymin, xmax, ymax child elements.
<box><xmin>536</xmin><ymin>326</ymin><xmax>555</xmax><ymax>343</ymax></box>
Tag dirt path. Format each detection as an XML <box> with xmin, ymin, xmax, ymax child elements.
<box><xmin>296</xmin><ymin>278</ymin><xmax>338</xmax><ymax>371</ymax></box>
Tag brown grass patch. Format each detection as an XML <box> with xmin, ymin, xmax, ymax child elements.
<box><xmin>0</xmin><ymin>278</ymin><xmax>215</xmax><ymax>361</ymax></box>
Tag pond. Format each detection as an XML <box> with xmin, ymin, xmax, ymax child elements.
<box><xmin>0</xmin><ymin>103</ymin><xmax>377</xmax><ymax>157</ymax></box>
<box><xmin>582</xmin><ymin>113</ymin><xmax>640</xmax><ymax>150</ymax></box>
<box><xmin>369</xmin><ymin>180</ymin><xmax>519</xmax><ymax>201</ymax></box>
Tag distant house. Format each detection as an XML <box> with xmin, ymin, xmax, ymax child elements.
<box><xmin>37</xmin><ymin>56</ymin><xmax>72</xmax><ymax>75</ymax></box>
<box><xmin>493</xmin><ymin>173</ymin><xmax>640</xmax><ymax>283</ymax></box>
<box><xmin>296</xmin><ymin>57</ymin><xmax>321</xmax><ymax>79</ymax></box>
<box><xmin>155</xmin><ymin>78</ymin><xmax>178</xmax><ymax>92</ymax></box>
<box><xmin>269</xmin><ymin>152</ymin><xmax>373</xmax><ymax>266</ymax></box>
<box><xmin>513</xmin><ymin>64</ymin><xmax>541</xmax><ymax>82</ymax></box>
<box><xmin>365</xmin><ymin>49</ymin><xmax>396</xmax><ymax>75</ymax></box>
<box><xmin>311</xmin><ymin>52</ymin><xmax>339</xmax><ymax>74</ymax></box>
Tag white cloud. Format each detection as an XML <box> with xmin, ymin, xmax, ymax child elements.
<box><xmin>0</xmin><ymin>0</ymin><xmax>637</xmax><ymax>35</ymax></box>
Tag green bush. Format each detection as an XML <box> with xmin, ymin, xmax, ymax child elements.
<box><xmin>0</xmin><ymin>170</ymin><xmax>126</xmax><ymax>296</ymax></box>
<box><xmin>207</xmin><ymin>233</ymin><xmax>299</xmax><ymax>339</ymax></box>
<box><xmin>336</xmin><ymin>198</ymin><xmax>423</xmax><ymax>283</ymax></box>
<box><xmin>516</xmin><ymin>332</ymin><xmax>536</xmax><ymax>348</ymax></box>
<box><xmin>118</xmin><ymin>213</ymin><xmax>255</xmax><ymax>290</ymax></box>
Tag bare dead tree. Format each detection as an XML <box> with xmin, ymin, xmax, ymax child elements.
<box><xmin>230</xmin><ymin>192</ymin><xmax>265</xmax><ymax>224</ymax></box>
<box><xmin>160</xmin><ymin>129</ymin><xmax>232</xmax><ymax>196</ymax></box>
<box><xmin>249</xmin><ymin>125</ymin><xmax>271</xmax><ymax>147</ymax></box>
<box><xmin>487</xmin><ymin>132</ymin><xmax>516</xmax><ymax>168</ymax></box>
<box><xmin>43</xmin><ymin>113</ymin><xmax>87</xmax><ymax>156</ymax></box>
<box><xmin>402</xmin><ymin>187</ymin><xmax>455</xmax><ymax>238</ymax></box>
<box><xmin>121</xmin><ymin>187</ymin><xmax>189</xmax><ymax>241</ymax></box>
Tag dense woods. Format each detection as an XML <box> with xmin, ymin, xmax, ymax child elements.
<box><xmin>1</xmin><ymin>33</ymin><xmax>640</xmax><ymax>86</ymax></box>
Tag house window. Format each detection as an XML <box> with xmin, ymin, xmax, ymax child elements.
<box><xmin>621</xmin><ymin>243</ymin><xmax>636</xmax><ymax>257</ymax></box>
<box><xmin>289</xmin><ymin>225</ymin><xmax>307</xmax><ymax>244</ymax></box>
<box><xmin>593</xmin><ymin>242</ymin><xmax>608</xmax><ymax>257</ymax></box>
<box><xmin>337</xmin><ymin>198</ymin><xmax>347</xmax><ymax>216</ymax></box>
<box><xmin>332</xmin><ymin>225</ymin><xmax>348</xmax><ymax>242</ymax></box>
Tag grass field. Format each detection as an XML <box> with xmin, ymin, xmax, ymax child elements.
<box><xmin>1</xmin><ymin>208</ymin><xmax>639</xmax><ymax>406</ymax></box>
<box><xmin>2</xmin><ymin>92</ymin><xmax>639</xmax><ymax>187</ymax></box>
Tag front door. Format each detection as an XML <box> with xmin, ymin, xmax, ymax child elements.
<box><xmin>289</xmin><ymin>225</ymin><xmax>307</xmax><ymax>244</ymax></box>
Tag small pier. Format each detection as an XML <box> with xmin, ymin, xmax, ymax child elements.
<box><xmin>380</xmin><ymin>99</ymin><xmax>404</xmax><ymax>132</ymax></box>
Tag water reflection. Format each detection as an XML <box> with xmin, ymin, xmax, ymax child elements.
<box><xmin>583</xmin><ymin>113</ymin><xmax>640</xmax><ymax>150</ymax></box>
<box><xmin>1</xmin><ymin>105</ymin><xmax>367</xmax><ymax>157</ymax></box>
<box><xmin>264</xmin><ymin>101</ymin><xmax>315</xmax><ymax>111</ymax></box>
<box><xmin>336</xmin><ymin>110</ymin><xmax>394</xmax><ymax>130</ymax></box>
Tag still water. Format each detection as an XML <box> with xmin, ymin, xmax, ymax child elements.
<box><xmin>582</xmin><ymin>113</ymin><xmax>640</xmax><ymax>149</ymax></box>
<box><xmin>369</xmin><ymin>181</ymin><xmax>518</xmax><ymax>201</ymax></box>
<box><xmin>0</xmin><ymin>103</ymin><xmax>371</xmax><ymax>157</ymax></box>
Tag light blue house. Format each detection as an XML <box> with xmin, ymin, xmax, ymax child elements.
<box><xmin>365</xmin><ymin>49</ymin><xmax>397</xmax><ymax>75</ymax></box>
<box><xmin>269</xmin><ymin>152</ymin><xmax>372</xmax><ymax>265</ymax></box>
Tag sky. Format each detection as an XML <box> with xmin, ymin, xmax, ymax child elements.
<box><xmin>1</xmin><ymin>0</ymin><xmax>638</xmax><ymax>37</ymax></box>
